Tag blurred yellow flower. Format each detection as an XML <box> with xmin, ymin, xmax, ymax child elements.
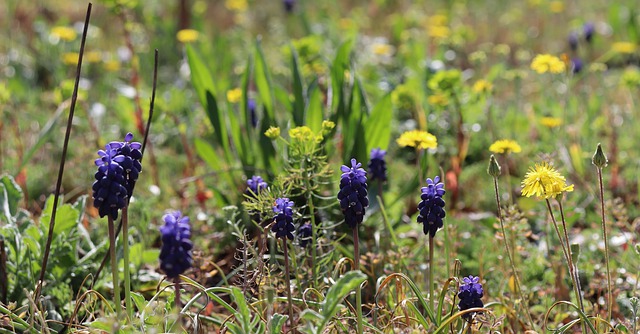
<box><xmin>489</xmin><ymin>139</ymin><xmax>521</xmax><ymax>154</ymax></box>
<box><xmin>588</xmin><ymin>62</ymin><xmax>607</xmax><ymax>72</ymax></box>
<box><xmin>427</xmin><ymin>93</ymin><xmax>449</xmax><ymax>107</ymax></box>
<box><xmin>51</xmin><ymin>26</ymin><xmax>77</xmax><ymax>41</ymax></box>
<box><xmin>265</xmin><ymin>126</ymin><xmax>280</xmax><ymax>139</ymax></box>
<box><xmin>104</xmin><ymin>59</ymin><xmax>121</xmax><ymax>72</ymax></box>
<box><xmin>531</xmin><ymin>54</ymin><xmax>566</xmax><ymax>74</ymax></box>
<box><xmin>177</xmin><ymin>29</ymin><xmax>199</xmax><ymax>43</ymax></box>
<box><xmin>621</xmin><ymin>67</ymin><xmax>640</xmax><ymax>88</ymax></box>
<box><xmin>62</xmin><ymin>52</ymin><xmax>79</xmax><ymax>65</ymax></box>
<box><xmin>521</xmin><ymin>162</ymin><xmax>573</xmax><ymax>199</ymax></box>
<box><xmin>396</xmin><ymin>130</ymin><xmax>438</xmax><ymax>150</ymax></box>
<box><xmin>472</xmin><ymin>80</ymin><xmax>493</xmax><ymax>94</ymax></box>
<box><xmin>428</xmin><ymin>14</ymin><xmax>448</xmax><ymax>26</ymax></box>
<box><xmin>225</xmin><ymin>0</ymin><xmax>248</xmax><ymax>12</ymax></box>
<box><xmin>428</xmin><ymin>25</ymin><xmax>450</xmax><ymax>39</ymax></box>
<box><xmin>85</xmin><ymin>51</ymin><xmax>102</xmax><ymax>63</ymax></box>
<box><xmin>540</xmin><ymin>116</ymin><xmax>563</xmax><ymax>128</ymax></box>
<box><xmin>549</xmin><ymin>1</ymin><xmax>564</xmax><ymax>13</ymax></box>
<box><xmin>611</xmin><ymin>42</ymin><xmax>637</xmax><ymax>54</ymax></box>
<box><xmin>372</xmin><ymin>43</ymin><xmax>393</xmax><ymax>56</ymax></box>
<box><xmin>227</xmin><ymin>88</ymin><xmax>242</xmax><ymax>103</ymax></box>
<box><xmin>321</xmin><ymin>120</ymin><xmax>335</xmax><ymax>134</ymax></box>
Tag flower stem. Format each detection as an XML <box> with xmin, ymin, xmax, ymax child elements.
<box><xmin>596</xmin><ymin>167</ymin><xmax>613</xmax><ymax>322</ymax></box>
<box><xmin>36</xmin><ymin>3</ymin><xmax>92</xmax><ymax>301</ymax></box>
<box><xmin>353</xmin><ymin>227</ymin><xmax>363</xmax><ymax>334</ymax></box>
<box><xmin>282</xmin><ymin>239</ymin><xmax>295</xmax><ymax>333</ymax></box>
<box><xmin>492</xmin><ymin>176</ymin><xmax>534</xmax><ymax>330</ymax></box>
<box><xmin>428</xmin><ymin>235</ymin><xmax>434</xmax><ymax>314</ymax></box>
<box><xmin>122</xmin><ymin>207</ymin><xmax>132</xmax><ymax>319</ymax></box>
<box><xmin>108</xmin><ymin>216</ymin><xmax>122</xmax><ymax>316</ymax></box>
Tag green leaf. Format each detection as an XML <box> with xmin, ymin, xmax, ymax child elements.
<box><xmin>194</xmin><ymin>138</ymin><xmax>222</xmax><ymax>171</ymax></box>
<box><xmin>291</xmin><ymin>45</ymin><xmax>306</xmax><ymax>126</ymax></box>
<box><xmin>230</xmin><ymin>286</ymin><xmax>251</xmax><ymax>332</ymax></box>
<box><xmin>0</xmin><ymin>175</ymin><xmax>22</xmax><ymax>223</ymax></box>
<box><xmin>269</xmin><ymin>314</ymin><xmax>288</xmax><ymax>334</ymax></box>
<box><xmin>130</xmin><ymin>291</ymin><xmax>146</xmax><ymax>313</ymax></box>
<box><xmin>320</xmin><ymin>270</ymin><xmax>366</xmax><ymax>322</ymax></box>
<box><xmin>254</xmin><ymin>40</ymin><xmax>274</xmax><ymax>120</ymax></box>
<box><xmin>365</xmin><ymin>94</ymin><xmax>393</xmax><ymax>153</ymax></box>
<box><xmin>18</xmin><ymin>105</ymin><xmax>65</xmax><ymax>171</ymax></box>
<box><xmin>330</xmin><ymin>39</ymin><xmax>354</xmax><ymax>123</ymax></box>
<box><xmin>186</xmin><ymin>44</ymin><xmax>217</xmax><ymax>108</ymax></box>
<box><xmin>40</xmin><ymin>196</ymin><xmax>79</xmax><ymax>237</ymax></box>
<box><xmin>306</xmin><ymin>82</ymin><xmax>323</xmax><ymax>133</ymax></box>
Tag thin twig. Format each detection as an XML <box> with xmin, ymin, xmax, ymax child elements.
<box><xmin>35</xmin><ymin>3</ymin><xmax>92</xmax><ymax>301</ymax></box>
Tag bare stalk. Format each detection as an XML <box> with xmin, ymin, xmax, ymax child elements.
<box><xmin>596</xmin><ymin>167</ymin><xmax>612</xmax><ymax>322</ymax></box>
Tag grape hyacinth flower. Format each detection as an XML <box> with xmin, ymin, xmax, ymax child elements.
<box><xmin>113</xmin><ymin>133</ymin><xmax>143</xmax><ymax>195</ymax></box>
<box><xmin>298</xmin><ymin>222</ymin><xmax>312</xmax><ymax>247</ymax></box>
<box><xmin>571</xmin><ymin>58</ymin><xmax>583</xmax><ymax>74</ymax></box>
<box><xmin>568</xmin><ymin>32</ymin><xmax>578</xmax><ymax>51</ymax></box>
<box><xmin>458</xmin><ymin>275</ymin><xmax>484</xmax><ymax>320</ymax></box>
<box><xmin>92</xmin><ymin>145</ymin><xmax>128</xmax><ymax>220</ymax></box>
<box><xmin>248</xmin><ymin>98</ymin><xmax>258</xmax><ymax>128</ymax></box>
<box><xmin>583</xmin><ymin>22</ymin><xmax>595</xmax><ymax>43</ymax></box>
<box><xmin>272</xmin><ymin>198</ymin><xmax>295</xmax><ymax>240</ymax></box>
<box><xmin>159</xmin><ymin>211</ymin><xmax>193</xmax><ymax>279</ymax></box>
<box><xmin>247</xmin><ymin>175</ymin><xmax>267</xmax><ymax>196</ymax></box>
<box><xmin>417</xmin><ymin>176</ymin><xmax>446</xmax><ymax>237</ymax></box>
<box><xmin>337</xmin><ymin>159</ymin><xmax>369</xmax><ymax>228</ymax></box>
<box><xmin>283</xmin><ymin>0</ymin><xmax>295</xmax><ymax>13</ymax></box>
<box><xmin>368</xmin><ymin>148</ymin><xmax>387</xmax><ymax>182</ymax></box>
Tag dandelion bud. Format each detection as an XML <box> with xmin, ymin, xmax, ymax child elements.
<box><xmin>487</xmin><ymin>155</ymin><xmax>501</xmax><ymax>177</ymax></box>
<box><xmin>592</xmin><ymin>143</ymin><xmax>608</xmax><ymax>168</ymax></box>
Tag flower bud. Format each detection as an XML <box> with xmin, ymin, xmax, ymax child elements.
<box><xmin>487</xmin><ymin>155</ymin><xmax>502</xmax><ymax>177</ymax></box>
<box><xmin>592</xmin><ymin>143</ymin><xmax>608</xmax><ymax>168</ymax></box>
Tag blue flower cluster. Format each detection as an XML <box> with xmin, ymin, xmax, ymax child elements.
<box><xmin>159</xmin><ymin>211</ymin><xmax>193</xmax><ymax>279</ymax></box>
<box><xmin>417</xmin><ymin>176</ymin><xmax>446</xmax><ymax>238</ymax></box>
<box><xmin>458</xmin><ymin>275</ymin><xmax>484</xmax><ymax>320</ymax></box>
<box><xmin>247</xmin><ymin>175</ymin><xmax>267</xmax><ymax>196</ymax></box>
<box><xmin>337</xmin><ymin>159</ymin><xmax>369</xmax><ymax>229</ymax></box>
<box><xmin>92</xmin><ymin>133</ymin><xmax>142</xmax><ymax>220</ymax></box>
<box><xmin>272</xmin><ymin>198</ymin><xmax>295</xmax><ymax>240</ymax></box>
<box><xmin>368</xmin><ymin>148</ymin><xmax>387</xmax><ymax>182</ymax></box>
<box><xmin>297</xmin><ymin>222</ymin><xmax>312</xmax><ymax>247</ymax></box>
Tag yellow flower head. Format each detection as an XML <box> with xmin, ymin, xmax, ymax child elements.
<box><xmin>321</xmin><ymin>120</ymin><xmax>335</xmax><ymax>134</ymax></box>
<box><xmin>225</xmin><ymin>0</ymin><xmax>248</xmax><ymax>12</ymax></box>
<box><xmin>489</xmin><ymin>139</ymin><xmax>522</xmax><ymax>154</ymax></box>
<box><xmin>227</xmin><ymin>88</ymin><xmax>242</xmax><ymax>103</ymax></box>
<box><xmin>289</xmin><ymin>126</ymin><xmax>322</xmax><ymax>143</ymax></box>
<box><xmin>472</xmin><ymin>80</ymin><xmax>493</xmax><ymax>94</ymax></box>
<box><xmin>372</xmin><ymin>43</ymin><xmax>393</xmax><ymax>56</ymax></box>
<box><xmin>540</xmin><ymin>116</ymin><xmax>563</xmax><ymax>128</ymax></box>
<box><xmin>549</xmin><ymin>1</ymin><xmax>564</xmax><ymax>13</ymax></box>
<box><xmin>104</xmin><ymin>59</ymin><xmax>121</xmax><ymax>72</ymax></box>
<box><xmin>62</xmin><ymin>52</ymin><xmax>79</xmax><ymax>65</ymax></box>
<box><xmin>265</xmin><ymin>126</ymin><xmax>281</xmax><ymax>139</ymax></box>
<box><xmin>612</xmin><ymin>42</ymin><xmax>637</xmax><ymax>54</ymax></box>
<box><xmin>396</xmin><ymin>130</ymin><xmax>438</xmax><ymax>150</ymax></box>
<box><xmin>428</xmin><ymin>25</ymin><xmax>450</xmax><ymax>39</ymax></box>
<box><xmin>530</xmin><ymin>54</ymin><xmax>566</xmax><ymax>74</ymax></box>
<box><xmin>50</xmin><ymin>26</ymin><xmax>77</xmax><ymax>41</ymax></box>
<box><xmin>177</xmin><ymin>29</ymin><xmax>199</xmax><ymax>43</ymax></box>
<box><xmin>427</xmin><ymin>93</ymin><xmax>449</xmax><ymax>107</ymax></box>
<box><xmin>521</xmin><ymin>162</ymin><xmax>574</xmax><ymax>199</ymax></box>
<box><xmin>85</xmin><ymin>51</ymin><xmax>102</xmax><ymax>63</ymax></box>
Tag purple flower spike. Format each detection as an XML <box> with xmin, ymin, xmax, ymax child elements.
<box><xmin>92</xmin><ymin>144</ymin><xmax>128</xmax><ymax>220</ymax></box>
<box><xmin>417</xmin><ymin>176</ymin><xmax>446</xmax><ymax>237</ymax></box>
<box><xmin>458</xmin><ymin>275</ymin><xmax>484</xmax><ymax>321</ymax></box>
<box><xmin>159</xmin><ymin>211</ymin><xmax>193</xmax><ymax>278</ymax></box>
<box><xmin>272</xmin><ymin>198</ymin><xmax>295</xmax><ymax>240</ymax></box>
<box><xmin>297</xmin><ymin>222</ymin><xmax>312</xmax><ymax>247</ymax></box>
<box><xmin>247</xmin><ymin>175</ymin><xmax>267</xmax><ymax>196</ymax></box>
<box><xmin>337</xmin><ymin>158</ymin><xmax>369</xmax><ymax>228</ymax></box>
<box><xmin>368</xmin><ymin>148</ymin><xmax>387</xmax><ymax>182</ymax></box>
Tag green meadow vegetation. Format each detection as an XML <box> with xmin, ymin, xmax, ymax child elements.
<box><xmin>1</xmin><ymin>0</ymin><xmax>639</xmax><ymax>332</ymax></box>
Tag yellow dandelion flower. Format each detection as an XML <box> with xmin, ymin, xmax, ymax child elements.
<box><xmin>427</xmin><ymin>93</ymin><xmax>449</xmax><ymax>107</ymax></box>
<box><xmin>540</xmin><ymin>116</ymin><xmax>563</xmax><ymax>128</ymax></box>
<box><xmin>50</xmin><ymin>26</ymin><xmax>77</xmax><ymax>41</ymax></box>
<box><xmin>489</xmin><ymin>139</ymin><xmax>522</xmax><ymax>154</ymax></box>
<box><xmin>549</xmin><ymin>1</ymin><xmax>564</xmax><ymax>13</ymax></box>
<box><xmin>85</xmin><ymin>51</ymin><xmax>102</xmax><ymax>63</ymax></box>
<box><xmin>521</xmin><ymin>162</ymin><xmax>574</xmax><ymax>199</ymax></box>
<box><xmin>372</xmin><ymin>43</ymin><xmax>393</xmax><ymax>56</ymax></box>
<box><xmin>611</xmin><ymin>42</ymin><xmax>637</xmax><ymax>54</ymax></box>
<box><xmin>396</xmin><ymin>130</ymin><xmax>438</xmax><ymax>150</ymax></box>
<box><xmin>225</xmin><ymin>0</ymin><xmax>248</xmax><ymax>12</ymax></box>
<box><xmin>428</xmin><ymin>25</ymin><xmax>450</xmax><ymax>39</ymax></box>
<box><xmin>531</xmin><ymin>54</ymin><xmax>566</xmax><ymax>74</ymax></box>
<box><xmin>265</xmin><ymin>126</ymin><xmax>280</xmax><ymax>139</ymax></box>
<box><xmin>62</xmin><ymin>52</ymin><xmax>79</xmax><ymax>65</ymax></box>
<box><xmin>472</xmin><ymin>80</ymin><xmax>493</xmax><ymax>94</ymax></box>
<box><xmin>177</xmin><ymin>29</ymin><xmax>199</xmax><ymax>43</ymax></box>
<box><xmin>104</xmin><ymin>59</ymin><xmax>121</xmax><ymax>72</ymax></box>
<box><xmin>226</xmin><ymin>88</ymin><xmax>242</xmax><ymax>103</ymax></box>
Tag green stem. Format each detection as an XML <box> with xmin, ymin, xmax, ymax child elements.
<box><xmin>353</xmin><ymin>227</ymin><xmax>363</xmax><ymax>334</ymax></box>
<box><xmin>282</xmin><ymin>239</ymin><xmax>295</xmax><ymax>333</ymax></box>
<box><xmin>108</xmin><ymin>216</ymin><xmax>122</xmax><ymax>316</ymax></box>
<box><xmin>122</xmin><ymin>207</ymin><xmax>132</xmax><ymax>319</ymax></box>
<box><xmin>596</xmin><ymin>167</ymin><xmax>613</xmax><ymax>323</ymax></box>
<box><xmin>429</xmin><ymin>235</ymin><xmax>434</xmax><ymax>314</ymax></box>
<box><xmin>492</xmin><ymin>176</ymin><xmax>534</xmax><ymax>330</ymax></box>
